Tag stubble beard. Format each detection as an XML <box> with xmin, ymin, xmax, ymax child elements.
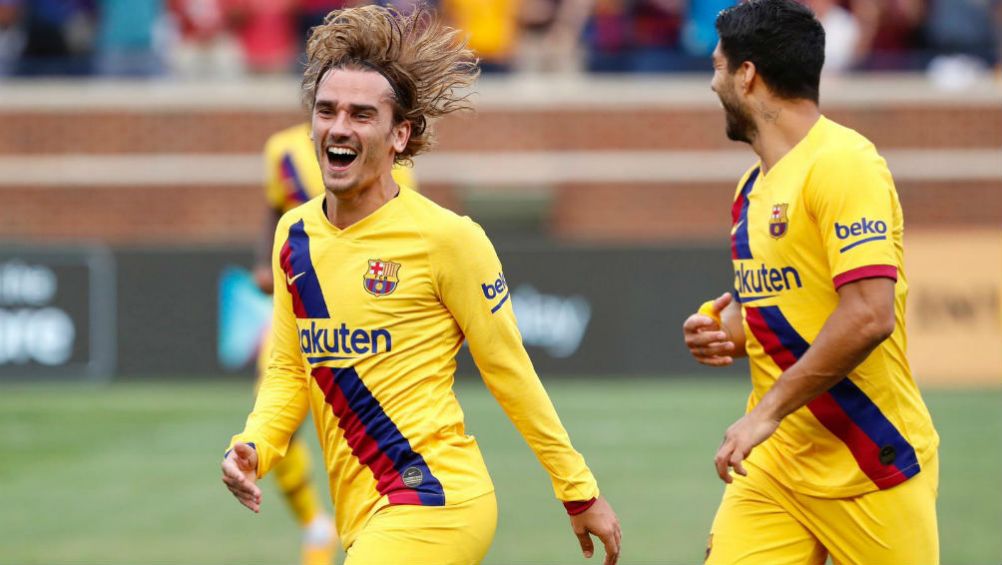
<box><xmin>722</xmin><ymin>96</ymin><xmax>757</xmax><ymax>144</ymax></box>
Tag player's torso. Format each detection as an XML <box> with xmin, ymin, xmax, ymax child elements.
<box><xmin>279</xmin><ymin>195</ymin><xmax>492</xmax><ymax>542</ymax></box>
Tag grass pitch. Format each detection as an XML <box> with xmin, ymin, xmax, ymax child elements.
<box><xmin>0</xmin><ymin>377</ymin><xmax>998</xmax><ymax>564</ymax></box>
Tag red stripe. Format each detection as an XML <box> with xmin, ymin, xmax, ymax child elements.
<box><xmin>744</xmin><ymin>308</ymin><xmax>799</xmax><ymax>370</ymax></box>
<box><xmin>730</xmin><ymin>192</ymin><xmax>745</xmax><ymax>260</ymax></box>
<box><xmin>279</xmin><ymin>240</ymin><xmax>307</xmax><ymax>318</ymax></box>
<box><xmin>833</xmin><ymin>264</ymin><xmax>897</xmax><ymax>289</ymax></box>
<box><xmin>806</xmin><ymin>393</ymin><xmax>909</xmax><ymax>489</ymax></box>
<box><xmin>312</xmin><ymin>368</ymin><xmax>419</xmax><ymax>505</ymax></box>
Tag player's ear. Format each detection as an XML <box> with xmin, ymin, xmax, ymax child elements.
<box><xmin>391</xmin><ymin>119</ymin><xmax>411</xmax><ymax>154</ymax></box>
<box><xmin>737</xmin><ymin>61</ymin><xmax>756</xmax><ymax>96</ymax></box>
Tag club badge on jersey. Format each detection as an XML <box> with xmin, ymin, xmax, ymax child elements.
<box><xmin>363</xmin><ymin>259</ymin><xmax>401</xmax><ymax>297</ymax></box>
<box><xmin>770</xmin><ymin>203</ymin><xmax>789</xmax><ymax>239</ymax></box>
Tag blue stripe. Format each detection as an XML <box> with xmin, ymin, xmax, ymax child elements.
<box><xmin>281</xmin><ymin>153</ymin><xmax>312</xmax><ymax>203</ymax></box>
<box><xmin>733</xmin><ymin>168</ymin><xmax>759</xmax><ymax>260</ymax></box>
<box><xmin>756</xmin><ymin>305</ymin><xmax>810</xmax><ymax>358</ymax></box>
<box><xmin>287</xmin><ymin>220</ymin><xmax>330</xmax><ymax>318</ymax></box>
<box><xmin>736</xmin><ymin>294</ymin><xmax>777</xmax><ymax>304</ymax></box>
<box><xmin>335</xmin><ymin>368</ymin><xmax>445</xmax><ymax>506</ymax></box>
<box><xmin>828</xmin><ymin>379</ymin><xmax>920</xmax><ymax>477</ymax></box>
<box><xmin>490</xmin><ymin>290</ymin><xmax>510</xmax><ymax>314</ymax></box>
<box><xmin>839</xmin><ymin>235</ymin><xmax>887</xmax><ymax>254</ymax></box>
<box><xmin>307</xmin><ymin>356</ymin><xmax>356</xmax><ymax>363</ymax></box>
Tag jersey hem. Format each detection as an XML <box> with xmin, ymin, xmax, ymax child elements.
<box><xmin>751</xmin><ymin>443</ymin><xmax>938</xmax><ymax>499</ymax></box>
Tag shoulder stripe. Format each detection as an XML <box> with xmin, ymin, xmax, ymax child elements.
<box><xmin>280</xmin><ymin>152</ymin><xmax>312</xmax><ymax>205</ymax></box>
<box><xmin>730</xmin><ymin>168</ymin><xmax>759</xmax><ymax>260</ymax></box>
<box><xmin>745</xmin><ymin>305</ymin><xmax>920</xmax><ymax>489</ymax></box>
<box><xmin>280</xmin><ymin>220</ymin><xmax>329</xmax><ymax>319</ymax></box>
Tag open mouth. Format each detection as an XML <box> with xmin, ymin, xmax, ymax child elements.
<box><xmin>326</xmin><ymin>146</ymin><xmax>358</xmax><ymax>169</ymax></box>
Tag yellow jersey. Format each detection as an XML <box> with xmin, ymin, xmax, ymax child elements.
<box><xmin>730</xmin><ymin>116</ymin><xmax>938</xmax><ymax>498</ymax></box>
<box><xmin>231</xmin><ymin>188</ymin><xmax>598</xmax><ymax>546</ymax></box>
<box><xmin>264</xmin><ymin>123</ymin><xmax>417</xmax><ymax>214</ymax></box>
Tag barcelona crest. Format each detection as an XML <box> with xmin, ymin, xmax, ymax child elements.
<box><xmin>363</xmin><ymin>259</ymin><xmax>401</xmax><ymax>297</ymax></box>
<box><xmin>769</xmin><ymin>203</ymin><xmax>789</xmax><ymax>239</ymax></box>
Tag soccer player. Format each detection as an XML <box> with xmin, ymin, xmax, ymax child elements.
<box><xmin>247</xmin><ymin>124</ymin><xmax>416</xmax><ymax>565</ymax></box>
<box><xmin>221</xmin><ymin>5</ymin><xmax>621</xmax><ymax>565</ymax></box>
<box><xmin>681</xmin><ymin>1</ymin><xmax>940</xmax><ymax>564</ymax></box>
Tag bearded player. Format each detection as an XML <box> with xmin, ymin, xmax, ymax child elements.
<box><xmin>682</xmin><ymin>1</ymin><xmax>939</xmax><ymax>564</ymax></box>
<box><xmin>222</xmin><ymin>5</ymin><xmax>621</xmax><ymax>565</ymax></box>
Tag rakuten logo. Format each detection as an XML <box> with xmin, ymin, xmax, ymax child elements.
<box><xmin>835</xmin><ymin>218</ymin><xmax>887</xmax><ymax>239</ymax></box>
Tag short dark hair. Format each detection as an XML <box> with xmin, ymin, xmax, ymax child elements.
<box><xmin>715</xmin><ymin>0</ymin><xmax>825</xmax><ymax>103</ymax></box>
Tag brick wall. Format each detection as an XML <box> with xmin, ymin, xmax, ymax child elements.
<box><xmin>1</xmin><ymin>78</ymin><xmax>999</xmax><ymax>245</ymax></box>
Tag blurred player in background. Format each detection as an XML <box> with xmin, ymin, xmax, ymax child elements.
<box><xmin>223</xmin><ymin>5</ymin><xmax>621</xmax><ymax>565</ymax></box>
<box><xmin>681</xmin><ymin>1</ymin><xmax>939</xmax><ymax>563</ymax></box>
<box><xmin>249</xmin><ymin>124</ymin><xmax>416</xmax><ymax>565</ymax></box>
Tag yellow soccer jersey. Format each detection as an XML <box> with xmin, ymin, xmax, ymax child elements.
<box><xmin>264</xmin><ymin>123</ymin><xmax>417</xmax><ymax>214</ymax></box>
<box><xmin>231</xmin><ymin>188</ymin><xmax>598</xmax><ymax>547</ymax></box>
<box><xmin>730</xmin><ymin>116</ymin><xmax>938</xmax><ymax>498</ymax></box>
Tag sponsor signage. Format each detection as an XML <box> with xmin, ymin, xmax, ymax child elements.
<box><xmin>904</xmin><ymin>230</ymin><xmax>1002</xmax><ymax>386</ymax></box>
<box><xmin>0</xmin><ymin>247</ymin><xmax>116</xmax><ymax>381</ymax></box>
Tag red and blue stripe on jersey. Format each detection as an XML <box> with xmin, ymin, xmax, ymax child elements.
<box><xmin>279</xmin><ymin>219</ymin><xmax>445</xmax><ymax>506</ymax></box>
<box><xmin>314</xmin><ymin>366</ymin><xmax>446</xmax><ymax>506</ymax></box>
<box><xmin>280</xmin><ymin>152</ymin><xmax>312</xmax><ymax>205</ymax></box>
<box><xmin>730</xmin><ymin>167</ymin><xmax>759</xmax><ymax>260</ymax></box>
<box><xmin>745</xmin><ymin>305</ymin><xmax>920</xmax><ymax>489</ymax></box>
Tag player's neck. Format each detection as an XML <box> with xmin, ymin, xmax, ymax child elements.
<box><xmin>324</xmin><ymin>173</ymin><xmax>399</xmax><ymax>230</ymax></box>
<box><xmin>750</xmin><ymin>99</ymin><xmax>820</xmax><ymax>176</ymax></box>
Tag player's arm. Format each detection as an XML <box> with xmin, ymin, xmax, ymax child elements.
<box><xmin>714</xmin><ymin>277</ymin><xmax>894</xmax><ymax>481</ymax></box>
<box><xmin>255</xmin><ymin>136</ymin><xmax>289</xmax><ymax>294</ymax></box>
<box><xmin>715</xmin><ymin>147</ymin><xmax>901</xmax><ymax>482</ymax></box>
<box><xmin>683</xmin><ymin>291</ymin><xmax>747</xmax><ymax>366</ymax></box>
<box><xmin>432</xmin><ymin>219</ymin><xmax>621</xmax><ymax>565</ymax></box>
<box><xmin>222</xmin><ymin>217</ymin><xmax>311</xmax><ymax>509</ymax></box>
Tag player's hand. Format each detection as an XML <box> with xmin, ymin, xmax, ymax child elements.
<box><xmin>714</xmin><ymin>410</ymin><xmax>780</xmax><ymax>483</ymax></box>
<box><xmin>221</xmin><ymin>442</ymin><xmax>262</xmax><ymax>512</ymax></box>
<box><xmin>569</xmin><ymin>496</ymin><xmax>621</xmax><ymax>565</ymax></box>
<box><xmin>252</xmin><ymin>264</ymin><xmax>274</xmax><ymax>295</ymax></box>
<box><xmin>683</xmin><ymin>292</ymin><xmax>735</xmax><ymax>367</ymax></box>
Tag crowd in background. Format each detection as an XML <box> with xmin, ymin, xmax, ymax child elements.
<box><xmin>0</xmin><ymin>0</ymin><xmax>1000</xmax><ymax>80</ymax></box>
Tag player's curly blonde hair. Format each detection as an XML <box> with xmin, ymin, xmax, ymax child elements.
<box><xmin>302</xmin><ymin>4</ymin><xmax>479</xmax><ymax>163</ymax></box>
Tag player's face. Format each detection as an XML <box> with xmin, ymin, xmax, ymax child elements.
<box><xmin>311</xmin><ymin>68</ymin><xmax>409</xmax><ymax>194</ymax></box>
<box><xmin>710</xmin><ymin>43</ymin><xmax>756</xmax><ymax>143</ymax></box>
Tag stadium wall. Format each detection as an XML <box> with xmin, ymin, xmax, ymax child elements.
<box><xmin>0</xmin><ymin>75</ymin><xmax>999</xmax><ymax>244</ymax></box>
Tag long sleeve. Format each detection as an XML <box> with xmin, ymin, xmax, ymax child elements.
<box><xmin>227</xmin><ymin>217</ymin><xmax>310</xmax><ymax>477</ymax></box>
<box><xmin>431</xmin><ymin>217</ymin><xmax>599</xmax><ymax>504</ymax></box>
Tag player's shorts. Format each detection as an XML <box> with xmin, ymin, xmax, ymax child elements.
<box><xmin>705</xmin><ymin>455</ymin><xmax>939</xmax><ymax>565</ymax></box>
<box><xmin>344</xmin><ymin>492</ymin><xmax>498</xmax><ymax>565</ymax></box>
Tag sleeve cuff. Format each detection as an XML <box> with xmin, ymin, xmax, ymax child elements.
<box><xmin>832</xmin><ymin>265</ymin><xmax>897</xmax><ymax>289</ymax></box>
<box><xmin>563</xmin><ymin>498</ymin><xmax>597</xmax><ymax>516</ymax></box>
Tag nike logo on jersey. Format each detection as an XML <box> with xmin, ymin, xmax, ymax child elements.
<box><xmin>286</xmin><ymin>272</ymin><xmax>305</xmax><ymax>285</ymax></box>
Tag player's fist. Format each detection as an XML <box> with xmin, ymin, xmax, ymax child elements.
<box><xmin>683</xmin><ymin>292</ymin><xmax>735</xmax><ymax>367</ymax></box>
<box><xmin>252</xmin><ymin>264</ymin><xmax>274</xmax><ymax>295</ymax></box>
<box><xmin>221</xmin><ymin>442</ymin><xmax>262</xmax><ymax>512</ymax></box>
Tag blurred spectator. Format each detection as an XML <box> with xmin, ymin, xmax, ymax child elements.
<box><xmin>94</xmin><ymin>0</ymin><xmax>166</xmax><ymax>76</ymax></box>
<box><xmin>221</xmin><ymin>0</ymin><xmax>298</xmax><ymax>74</ymax></box>
<box><xmin>0</xmin><ymin>0</ymin><xmax>21</xmax><ymax>75</ymax></box>
<box><xmin>802</xmin><ymin>0</ymin><xmax>861</xmax><ymax>73</ymax></box>
<box><xmin>586</xmin><ymin>0</ymin><xmax>704</xmax><ymax>72</ymax></box>
<box><xmin>13</xmin><ymin>0</ymin><xmax>96</xmax><ymax>76</ymax></box>
<box><xmin>851</xmin><ymin>0</ymin><xmax>927</xmax><ymax>69</ymax></box>
<box><xmin>681</xmin><ymin>0</ymin><xmax>735</xmax><ymax>58</ymax></box>
<box><xmin>440</xmin><ymin>0</ymin><xmax>518</xmax><ymax>72</ymax></box>
<box><xmin>924</xmin><ymin>0</ymin><xmax>999</xmax><ymax>89</ymax></box>
<box><xmin>167</xmin><ymin>0</ymin><xmax>244</xmax><ymax>78</ymax></box>
<box><xmin>515</xmin><ymin>0</ymin><xmax>594</xmax><ymax>74</ymax></box>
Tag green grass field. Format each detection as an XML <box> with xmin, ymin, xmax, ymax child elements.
<box><xmin>0</xmin><ymin>377</ymin><xmax>999</xmax><ymax>564</ymax></box>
